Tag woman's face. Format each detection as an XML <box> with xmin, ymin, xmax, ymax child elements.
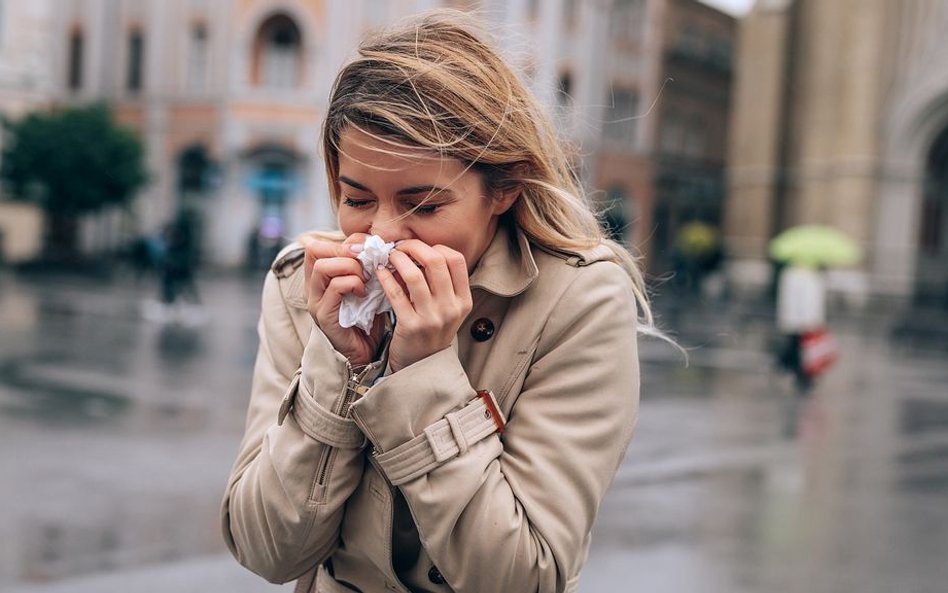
<box><xmin>335</xmin><ymin>127</ymin><xmax>514</xmax><ymax>272</ymax></box>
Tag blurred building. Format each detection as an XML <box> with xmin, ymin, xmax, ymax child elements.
<box><xmin>34</xmin><ymin>0</ymin><xmax>734</xmax><ymax>268</ymax></box>
<box><xmin>513</xmin><ymin>0</ymin><xmax>735</xmax><ymax>270</ymax></box>
<box><xmin>645</xmin><ymin>0</ymin><xmax>735</xmax><ymax>269</ymax></box>
<box><xmin>727</xmin><ymin>0</ymin><xmax>948</xmax><ymax>305</ymax></box>
<box><xmin>52</xmin><ymin>0</ymin><xmax>354</xmax><ymax>267</ymax></box>
<box><xmin>0</xmin><ymin>0</ymin><xmax>56</xmax><ymax>263</ymax></box>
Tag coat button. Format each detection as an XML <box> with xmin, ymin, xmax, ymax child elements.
<box><xmin>470</xmin><ymin>318</ymin><xmax>495</xmax><ymax>342</ymax></box>
<box><xmin>428</xmin><ymin>565</ymin><xmax>446</xmax><ymax>585</ymax></box>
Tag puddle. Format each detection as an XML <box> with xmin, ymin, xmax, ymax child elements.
<box><xmin>900</xmin><ymin>399</ymin><xmax>948</xmax><ymax>434</ymax></box>
<box><xmin>0</xmin><ymin>359</ymin><xmax>130</xmax><ymax>422</ymax></box>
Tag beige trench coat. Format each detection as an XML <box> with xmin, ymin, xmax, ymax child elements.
<box><xmin>221</xmin><ymin>225</ymin><xmax>640</xmax><ymax>593</ymax></box>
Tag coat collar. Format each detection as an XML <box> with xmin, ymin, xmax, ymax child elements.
<box><xmin>469</xmin><ymin>224</ymin><xmax>539</xmax><ymax>297</ymax></box>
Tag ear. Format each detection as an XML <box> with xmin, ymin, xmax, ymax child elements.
<box><xmin>490</xmin><ymin>162</ymin><xmax>528</xmax><ymax>215</ymax></box>
<box><xmin>491</xmin><ymin>184</ymin><xmax>520</xmax><ymax>215</ymax></box>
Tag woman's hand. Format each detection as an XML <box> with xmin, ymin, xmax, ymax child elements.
<box><xmin>301</xmin><ymin>233</ymin><xmax>386</xmax><ymax>368</ymax></box>
<box><xmin>376</xmin><ymin>240</ymin><xmax>473</xmax><ymax>372</ymax></box>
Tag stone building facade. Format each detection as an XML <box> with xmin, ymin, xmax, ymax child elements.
<box><xmin>726</xmin><ymin>0</ymin><xmax>948</xmax><ymax>304</ymax></box>
<box><xmin>34</xmin><ymin>0</ymin><xmax>734</xmax><ymax>269</ymax></box>
<box><xmin>647</xmin><ymin>0</ymin><xmax>735</xmax><ymax>268</ymax></box>
<box><xmin>0</xmin><ymin>0</ymin><xmax>55</xmax><ymax>263</ymax></box>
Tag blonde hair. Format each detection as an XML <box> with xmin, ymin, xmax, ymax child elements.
<box><xmin>321</xmin><ymin>9</ymin><xmax>658</xmax><ymax>335</ymax></box>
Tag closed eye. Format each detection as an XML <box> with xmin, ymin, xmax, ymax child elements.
<box><xmin>407</xmin><ymin>202</ymin><xmax>440</xmax><ymax>215</ymax></box>
<box><xmin>342</xmin><ymin>196</ymin><xmax>374</xmax><ymax>209</ymax></box>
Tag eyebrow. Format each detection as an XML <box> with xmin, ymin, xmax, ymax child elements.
<box><xmin>339</xmin><ymin>176</ymin><xmax>454</xmax><ymax>197</ymax></box>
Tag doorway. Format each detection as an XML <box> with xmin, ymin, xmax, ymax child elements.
<box><xmin>916</xmin><ymin>125</ymin><xmax>948</xmax><ymax>308</ymax></box>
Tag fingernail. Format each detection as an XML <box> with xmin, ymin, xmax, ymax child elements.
<box><xmin>350</xmin><ymin>244</ymin><xmax>364</xmax><ymax>254</ymax></box>
<box><xmin>376</xmin><ymin>263</ymin><xmax>385</xmax><ymax>271</ymax></box>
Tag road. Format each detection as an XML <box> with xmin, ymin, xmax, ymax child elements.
<box><xmin>1</xmin><ymin>269</ymin><xmax>946</xmax><ymax>593</ymax></box>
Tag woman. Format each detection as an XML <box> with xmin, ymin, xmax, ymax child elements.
<box><xmin>222</xmin><ymin>11</ymin><xmax>653</xmax><ymax>593</ymax></box>
<box><xmin>776</xmin><ymin>263</ymin><xmax>827</xmax><ymax>393</ymax></box>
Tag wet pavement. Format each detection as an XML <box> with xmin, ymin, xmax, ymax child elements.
<box><xmin>1</xmin><ymin>269</ymin><xmax>947</xmax><ymax>593</ymax></box>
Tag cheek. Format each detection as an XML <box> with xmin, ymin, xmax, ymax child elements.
<box><xmin>414</xmin><ymin>219</ymin><xmax>479</xmax><ymax>258</ymax></box>
<box><xmin>338</xmin><ymin>210</ymin><xmax>369</xmax><ymax>236</ymax></box>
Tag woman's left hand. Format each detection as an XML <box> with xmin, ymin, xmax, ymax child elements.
<box><xmin>375</xmin><ymin>240</ymin><xmax>473</xmax><ymax>373</ymax></box>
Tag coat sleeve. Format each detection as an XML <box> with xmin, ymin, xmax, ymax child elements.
<box><xmin>220</xmin><ymin>270</ymin><xmax>373</xmax><ymax>584</ymax></box>
<box><xmin>348</xmin><ymin>261</ymin><xmax>640</xmax><ymax>592</ymax></box>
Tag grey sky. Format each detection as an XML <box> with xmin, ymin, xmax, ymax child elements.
<box><xmin>697</xmin><ymin>0</ymin><xmax>754</xmax><ymax>16</ymax></box>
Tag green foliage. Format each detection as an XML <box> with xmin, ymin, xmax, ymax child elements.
<box><xmin>1</xmin><ymin>104</ymin><xmax>148</xmax><ymax>215</ymax></box>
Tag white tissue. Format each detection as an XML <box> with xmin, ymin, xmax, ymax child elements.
<box><xmin>339</xmin><ymin>235</ymin><xmax>395</xmax><ymax>334</ymax></box>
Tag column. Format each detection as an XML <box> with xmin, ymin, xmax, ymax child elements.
<box><xmin>533</xmin><ymin>0</ymin><xmax>564</xmax><ymax>112</ymax></box>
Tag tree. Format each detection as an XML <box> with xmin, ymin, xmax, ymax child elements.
<box><xmin>1</xmin><ymin>104</ymin><xmax>148</xmax><ymax>260</ymax></box>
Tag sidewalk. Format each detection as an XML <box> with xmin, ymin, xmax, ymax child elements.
<box><xmin>5</xmin><ymin>555</ymin><xmax>290</xmax><ymax>593</ymax></box>
<box><xmin>3</xmin><ymin>270</ymin><xmax>948</xmax><ymax>593</ymax></box>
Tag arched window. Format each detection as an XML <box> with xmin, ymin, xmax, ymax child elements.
<box><xmin>915</xmin><ymin>124</ymin><xmax>948</xmax><ymax>305</ymax></box>
<box><xmin>921</xmin><ymin>126</ymin><xmax>948</xmax><ymax>256</ymax></box>
<box><xmin>188</xmin><ymin>23</ymin><xmax>209</xmax><ymax>93</ymax></box>
<box><xmin>67</xmin><ymin>27</ymin><xmax>84</xmax><ymax>91</ymax></box>
<box><xmin>252</xmin><ymin>14</ymin><xmax>302</xmax><ymax>89</ymax></box>
<box><xmin>127</xmin><ymin>29</ymin><xmax>145</xmax><ymax>92</ymax></box>
<box><xmin>177</xmin><ymin>145</ymin><xmax>212</xmax><ymax>195</ymax></box>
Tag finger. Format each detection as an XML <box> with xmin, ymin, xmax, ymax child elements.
<box><xmin>311</xmin><ymin>258</ymin><xmax>365</xmax><ymax>299</ymax></box>
<box><xmin>303</xmin><ymin>238</ymin><xmax>358</xmax><ymax>260</ymax></box>
<box><xmin>394</xmin><ymin>240</ymin><xmax>453</xmax><ymax>297</ymax></box>
<box><xmin>387</xmin><ymin>250</ymin><xmax>432</xmax><ymax>307</ymax></box>
<box><xmin>343</xmin><ymin>232</ymin><xmax>372</xmax><ymax>247</ymax></box>
<box><xmin>314</xmin><ymin>275</ymin><xmax>367</xmax><ymax>326</ymax></box>
<box><xmin>376</xmin><ymin>264</ymin><xmax>415</xmax><ymax>319</ymax></box>
<box><xmin>433</xmin><ymin>244</ymin><xmax>471</xmax><ymax>298</ymax></box>
<box><xmin>344</xmin><ymin>232</ymin><xmax>372</xmax><ymax>255</ymax></box>
<box><xmin>302</xmin><ymin>238</ymin><xmax>357</xmax><ymax>297</ymax></box>
<box><xmin>323</xmin><ymin>275</ymin><xmax>368</xmax><ymax>300</ymax></box>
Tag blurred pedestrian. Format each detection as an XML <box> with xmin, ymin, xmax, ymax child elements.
<box><xmin>776</xmin><ymin>263</ymin><xmax>827</xmax><ymax>393</ymax></box>
<box><xmin>159</xmin><ymin>213</ymin><xmax>201</xmax><ymax>307</ymax></box>
<box><xmin>222</xmin><ymin>10</ymin><xmax>659</xmax><ymax>593</ymax></box>
<box><xmin>672</xmin><ymin>221</ymin><xmax>723</xmax><ymax>296</ymax></box>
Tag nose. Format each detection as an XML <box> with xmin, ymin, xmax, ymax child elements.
<box><xmin>369</xmin><ymin>208</ymin><xmax>412</xmax><ymax>243</ymax></box>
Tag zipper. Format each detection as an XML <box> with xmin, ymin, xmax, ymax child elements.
<box><xmin>313</xmin><ymin>359</ymin><xmax>377</xmax><ymax>491</ymax></box>
<box><xmin>313</xmin><ymin>360</ymin><xmax>359</xmax><ymax>492</ymax></box>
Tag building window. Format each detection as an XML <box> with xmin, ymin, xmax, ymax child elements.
<box><xmin>556</xmin><ymin>72</ymin><xmax>573</xmax><ymax>107</ymax></box>
<box><xmin>252</xmin><ymin>14</ymin><xmax>302</xmax><ymax>89</ymax></box>
<box><xmin>601</xmin><ymin>185</ymin><xmax>631</xmax><ymax>243</ymax></box>
<box><xmin>127</xmin><ymin>30</ymin><xmax>144</xmax><ymax>92</ymax></box>
<box><xmin>67</xmin><ymin>28</ymin><xmax>84</xmax><ymax>91</ymax></box>
<box><xmin>661</xmin><ymin>111</ymin><xmax>684</xmax><ymax>155</ymax></box>
<box><xmin>553</xmin><ymin>72</ymin><xmax>574</xmax><ymax>129</ymax></box>
<box><xmin>684</xmin><ymin>115</ymin><xmax>707</xmax><ymax>160</ymax></box>
<box><xmin>603</xmin><ymin>88</ymin><xmax>639</xmax><ymax>146</ymax></box>
<box><xmin>188</xmin><ymin>23</ymin><xmax>208</xmax><ymax>93</ymax></box>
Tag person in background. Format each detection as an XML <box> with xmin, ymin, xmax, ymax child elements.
<box><xmin>160</xmin><ymin>212</ymin><xmax>201</xmax><ymax>307</ymax></box>
<box><xmin>776</xmin><ymin>262</ymin><xmax>826</xmax><ymax>393</ymax></box>
<box><xmin>222</xmin><ymin>11</ymin><xmax>658</xmax><ymax>592</ymax></box>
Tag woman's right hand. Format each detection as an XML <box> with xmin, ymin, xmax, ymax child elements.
<box><xmin>300</xmin><ymin>234</ymin><xmax>385</xmax><ymax>368</ymax></box>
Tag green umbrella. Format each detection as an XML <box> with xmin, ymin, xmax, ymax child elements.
<box><xmin>769</xmin><ymin>224</ymin><xmax>862</xmax><ymax>267</ymax></box>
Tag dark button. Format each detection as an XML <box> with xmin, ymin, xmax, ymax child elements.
<box><xmin>428</xmin><ymin>565</ymin><xmax>446</xmax><ymax>585</ymax></box>
<box><xmin>470</xmin><ymin>318</ymin><xmax>495</xmax><ymax>342</ymax></box>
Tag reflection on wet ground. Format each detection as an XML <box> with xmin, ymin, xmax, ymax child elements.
<box><xmin>579</xmin><ymin>300</ymin><xmax>948</xmax><ymax>593</ymax></box>
<box><xmin>1</xmin><ymin>272</ymin><xmax>947</xmax><ymax>592</ymax></box>
<box><xmin>0</xmin><ymin>272</ymin><xmax>261</xmax><ymax>587</ymax></box>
